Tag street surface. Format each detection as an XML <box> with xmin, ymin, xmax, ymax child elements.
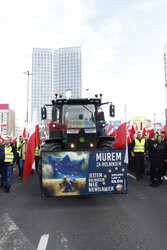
<box><xmin>0</xmin><ymin>167</ymin><xmax>167</xmax><ymax>250</ymax></box>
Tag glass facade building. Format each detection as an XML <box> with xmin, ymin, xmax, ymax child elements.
<box><xmin>31</xmin><ymin>47</ymin><xmax>82</xmax><ymax>125</ymax></box>
<box><xmin>164</xmin><ymin>45</ymin><xmax>167</xmax><ymax>122</ymax></box>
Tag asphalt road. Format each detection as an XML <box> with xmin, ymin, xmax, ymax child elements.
<box><xmin>0</xmin><ymin>168</ymin><xmax>167</xmax><ymax>250</ymax></box>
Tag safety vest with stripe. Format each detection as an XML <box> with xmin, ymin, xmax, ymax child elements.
<box><xmin>134</xmin><ymin>138</ymin><xmax>145</xmax><ymax>153</ymax></box>
<box><xmin>16</xmin><ymin>141</ymin><xmax>21</xmax><ymax>153</ymax></box>
<box><xmin>35</xmin><ymin>146</ymin><xmax>40</xmax><ymax>156</ymax></box>
<box><xmin>4</xmin><ymin>146</ymin><xmax>14</xmax><ymax>163</ymax></box>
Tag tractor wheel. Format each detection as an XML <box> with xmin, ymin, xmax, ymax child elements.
<box><xmin>98</xmin><ymin>140</ymin><xmax>114</xmax><ymax>149</ymax></box>
<box><xmin>41</xmin><ymin>141</ymin><xmax>62</xmax><ymax>151</ymax></box>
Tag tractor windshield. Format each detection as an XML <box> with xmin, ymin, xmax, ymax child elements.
<box><xmin>62</xmin><ymin>104</ymin><xmax>96</xmax><ymax>129</ymax></box>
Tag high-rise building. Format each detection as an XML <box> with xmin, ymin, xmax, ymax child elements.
<box><xmin>31</xmin><ymin>46</ymin><xmax>82</xmax><ymax>125</ymax></box>
<box><xmin>163</xmin><ymin>44</ymin><xmax>167</xmax><ymax>123</ymax></box>
<box><xmin>0</xmin><ymin>104</ymin><xmax>15</xmax><ymax>136</ymax></box>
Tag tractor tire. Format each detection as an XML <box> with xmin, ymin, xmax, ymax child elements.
<box><xmin>98</xmin><ymin>140</ymin><xmax>114</xmax><ymax>149</ymax></box>
<box><xmin>41</xmin><ymin>141</ymin><xmax>62</xmax><ymax>151</ymax></box>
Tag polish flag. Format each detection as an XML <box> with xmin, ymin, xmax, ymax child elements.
<box><xmin>140</xmin><ymin>121</ymin><xmax>143</xmax><ymax>131</ymax></box>
<box><xmin>23</xmin><ymin>123</ymin><xmax>29</xmax><ymax>138</ymax></box>
<box><xmin>164</xmin><ymin>124</ymin><xmax>167</xmax><ymax>138</ymax></box>
<box><xmin>113</xmin><ymin>105</ymin><xmax>128</xmax><ymax>164</ymax></box>
<box><xmin>1</xmin><ymin>123</ymin><xmax>7</xmax><ymax>128</ymax></box>
<box><xmin>23</xmin><ymin>109</ymin><xmax>41</xmax><ymax>181</ymax></box>
<box><xmin>127</xmin><ymin>125</ymin><xmax>136</xmax><ymax>144</ymax></box>
<box><xmin>114</xmin><ymin>105</ymin><xmax>127</xmax><ymax>149</ymax></box>
<box><xmin>142</xmin><ymin>127</ymin><xmax>154</xmax><ymax>139</ymax></box>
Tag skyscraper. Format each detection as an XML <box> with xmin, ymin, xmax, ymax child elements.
<box><xmin>163</xmin><ymin>44</ymin><xmax>167</xmax><ymax>122</ymax></box>
<box><xmin>31</xmin><ymin>46</ymin><xmax>82</xmax><ymax>125</ymax></box>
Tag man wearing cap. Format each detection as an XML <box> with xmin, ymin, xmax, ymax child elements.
<box><xmin>131</xmin><ymin>131</ymin><xmax>146</xmax><ymax>180</ymax></box>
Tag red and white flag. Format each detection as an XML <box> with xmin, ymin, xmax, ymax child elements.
<box><xmin>164</xmin><ymin>124</ymin><xmax>167</xmax><ymax>138</ymax></box>
<box><xmin>114</xmin><ymin>105</ymin><xmax>127</xmax><ymax>149</ymax></box>
<box><xmin>23</xmin><ymin>109</ymin><xmax>41</xmax><ymax>181</ymax></box>
<box><xmin>23</xmin><ymin>123</ymin><xmax>29</xmax><ymax>138</ymax></box>
<box><xmin>127</xmin><ymin>125</ymin><xmax>136</xmax><ymax>144</ymax></box>
<box><xmin>1</xmin><ymin>123</ymin><xmax>7</xmax><ymax>127</ymax></box>
<box><xmin>142</xmin><ymin>127</ymin><xmax>154</xmax><ymax>139</ymax></box>
<box><xmin>114</xmin><ymin>105</ymin><xmax>128</xmax><ymax>164</ymax></box>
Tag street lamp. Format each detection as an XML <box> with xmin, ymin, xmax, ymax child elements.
<box><xmin>23</xmin><ymin>70</ymin><xmax>32</xmax><ymax>123</ymax></box>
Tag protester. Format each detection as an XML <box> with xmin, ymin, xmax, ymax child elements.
<box><xmin>35</xmin><ymin>145</ymin><xmax>40</xmax><ymax>173</ymax></box>
<box><xmin>131</xmin><ymin>131</ymin><xmax>146</xmax><ymax>180</ymax></box>
<box><xmin>1</xmin><ymin>136</ymin><xmax>16</xmax><ymax>192</ymax></box>
<box><xmin>16</xmin><ymin>136</ymin><xmax>23</xmax><ymax>178</ymax></box>
<box><xmin>157</xmin><ymin>134</ymin><xmax>167</xmax><ymax>182</ymax></box>
<box><xmin>148</xmin><ymin>133</ymin><xmax>161</xmax><ymax>187</ymax></box>
<box><xmin>144</xmin><ymin>134</ymin><xmax>150</xmax><ymax>175</ymax></box>
<box><xmin>0</xmin><ymin>138</ymin><xmax>5</xmax><ymax>187</ymax></box>
<box><xmin>19</xmin><ymin>138</ymin><xmax>28</xmax><ymax>180</ymax></box>
<box><xmin>160</xmin><ymin>131</ymin><xmax>167</xmax><ymax>179</ymax></box>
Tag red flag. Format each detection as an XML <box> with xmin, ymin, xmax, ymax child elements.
<box><xmin>164</xmin><ymin>124</ymin><xmax>167</xmax><ymax>138</ymax></box>
<box><xmin>143</xmin><ymin>127</ymin><xmax>154</xmax><ymax>139</ymax></box>
<box><xmin>23</xmin><ymin>123</ymin><xmax>29</xmax><ymax>138</ymax></box>
<box><xmin>127</xmin><ymin>125</ymin><xmax>136</xmax><ymax>144</ymax></box>
<box><xmin>13</xmin><ymin>138</ymin><xmax>17</xmax><ymax>144</ymax></box>
<box><xmin>1</xmin><ymin>123</ymin><xmax>7</xmax><ymax>127</ymax></box>
<box><xmin>114</xmin><ymin>105</ymin><xmax>127</xmax><ymax>149</ymax></box>
<box><xmin>147</xmin><ymin>129</ymin><xmax>154</xmax><ymax>139</ymax></box>
<box><xmin>23</xmin><ymin>110</ymin><xmax>41</xmax><ymax>181</ymax></box>
<box><xmin>23</xmin><ymin>127</ymin><xmax>26</xmax><ymax>138</ymax></box>
<box><xmin>140</xmin><ymin>121</ymin><xmax>143</xmax><ymax>131</ymax></box>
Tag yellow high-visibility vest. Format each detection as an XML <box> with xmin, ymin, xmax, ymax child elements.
<box><xmin>35</xmin><ymin>146</ymin><xmax>40</xmax><ymax>156</ymax></box>
<box><xmin>16</xmin><ymin>141</ymin><xmax>21</xmax><ymax>154</ymax></box>
<box><xmin>4</xmin><ymin>146</ymin><xmax>14</xmax><ymax>163</ymax></box>
<box><xmin>134</xmin><ymin>138</ymin><xmax>145</xmax><ymax>153</ymax></box>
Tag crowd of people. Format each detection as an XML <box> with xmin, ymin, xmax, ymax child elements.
<box><xmin>129</xmin><ymin>131</ymin><xmax>167</xmax><ymax>187</ymax></box>
<box><xmin>0</xmin><ymin>129</ymin><xmax>166</xmax><ymax>193</ymax></box>
<box><xmin>0</xmin><ymin>135</ymin><xmax>43</xmax><ymax>193</ymax></box>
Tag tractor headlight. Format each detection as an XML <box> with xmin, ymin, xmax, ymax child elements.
<box><xmin>70</xmin><ymin>143</ymin><xmax>75</xmax><ymax>149</ymax></box>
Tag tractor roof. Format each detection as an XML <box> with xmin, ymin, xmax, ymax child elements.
<box><xmin>55</xmin><ymin>98</ymin><xmax>102</xmax><ymax>106</ymax></box>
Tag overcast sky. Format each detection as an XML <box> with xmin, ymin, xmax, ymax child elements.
<box><xmin>0</xmin><ymin>0</ymin><xmax>167</xmax><ymax>128</ymax></box>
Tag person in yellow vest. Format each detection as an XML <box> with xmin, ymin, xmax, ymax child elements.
<box><xmin>2</xmin><ymin>136</ymin><xmax>16</xmax><ymax>192</ymax></box>
<box><xmin>19</xmin><ymin>138</ymin><xmax>28</xmax><ymax>180</ymax></box>
<box><xmin>16</xmin><ymin>135</ymin><xmax>23</xmax><ymax>178</ymax></box>
<box><xmin>35</xmin><ymin>145</ymin><xmax>40</xmax><ymax>172</ymax></box>
<box><xmin>131</xmin><ymin>131</ymin><xmax>146</xmax><ymax>180</ymax></box>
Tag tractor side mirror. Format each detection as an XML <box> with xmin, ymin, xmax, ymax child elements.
<box><xmin>109</xmin><ymin>104</ymin><xmax>115</xmax><ymax>117</ymax></box>
<box><xmin>41</xmin><ymin>107</ymin><xmax>47</xmax><ymax>120</ymax></box>
<box><xmin>52</xmin><ymin>106</ymin><xmax>57</xmax><ymax>121</ymax></box>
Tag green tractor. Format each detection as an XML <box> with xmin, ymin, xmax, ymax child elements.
<box><xmin>40</xmin><ymin>94</ymin><xmax>128</xmax><ymax>197</ymax></box>
<box><xmin>41</xmin><ymin>93</ymin><xmax>115</xmax><ymax>150</ymax></box>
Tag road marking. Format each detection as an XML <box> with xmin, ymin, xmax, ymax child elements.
<box><xmin>0</xmin><ymin>213</ymin><xmax>35</xmax><ymax>250</ymax></box>
<box><xmin>37</xmin><ymin>234</ymin><xmax>49</xmax><ymax>250</ymax></box>
<box><xmin>128</xmin><ymin>173</ymin><xmax>136</xmax><ymax>180</ymax></box>
<box><xmin>60</xmin><ymin>232</ymin><xmax>69</xmax><ymax>249</ymax></box>
<box><xmin>11</xmin><ymin>182</ymin><xmax>21</xmax><ymax>192</ymax></box>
